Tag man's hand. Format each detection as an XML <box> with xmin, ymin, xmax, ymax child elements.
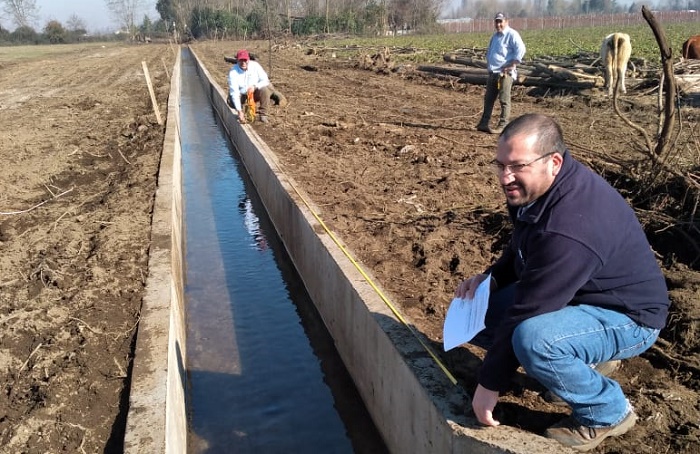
<box><xmin>237</xmin><ymin>110</ymin><xmax>246</xmax><ymax>123</ymax></box>
<box><xmin>455</xmin><ymin>273</ymin><xmax>491</xmax><ymax>300</ymax></box>
<box><xmin>247</xmin><ymin>87</ymin><xmax>254</xmax><ymax>98</ymax></box>
<box><xmin>472</xmin><ymin>384</ymin><xmax>500</xmax><ymax>426</ymax></box>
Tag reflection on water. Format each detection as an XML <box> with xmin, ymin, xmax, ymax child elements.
<box><xmin>239</xmin><ymin>196</ymin><xmax>268</xmax><ymax>252</ymax></box>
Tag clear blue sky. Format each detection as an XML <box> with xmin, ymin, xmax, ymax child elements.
<box><xmin>32</xmin><ymin>0</ymin><xmax>158</xmax><ymax>33</ymax></box>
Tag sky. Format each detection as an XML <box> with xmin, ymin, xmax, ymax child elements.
<box><xmin>31</xmin><ymin>0</ymin><xmax>159</xmax><ymax>33</ymax></box>
<box><xmin>8</xmin><ymin>0</ymin><xmax>644</xmax><ymax>32</ymax></box>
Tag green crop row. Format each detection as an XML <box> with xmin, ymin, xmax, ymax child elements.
<box><xmin>316</xmin><ymin>22</ymin><xmax>697</xmax><ymax>65</ymax></box>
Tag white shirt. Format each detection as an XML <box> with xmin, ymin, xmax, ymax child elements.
<box><xmin>227</xmin><ymin>60</ymin><xmax>270</xmax><ymax>111</ymax></box>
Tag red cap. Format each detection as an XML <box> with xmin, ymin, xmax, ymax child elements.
<box><xmin>236</xmin><ymin>49</ymin><xmax>249</xmax><ymax>61</ymax></box>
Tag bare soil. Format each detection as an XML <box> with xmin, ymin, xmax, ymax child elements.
<box><xmin>1</xmin><ymin>39</ymin><xmax>698</xmax><ymax>453</ymax></box>
<box><xmin>0</xmin><ymin>43</ymin><xmax>171</xmax><ymax>452</ymax></box>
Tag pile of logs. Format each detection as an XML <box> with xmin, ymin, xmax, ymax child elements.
<box><xmin>674</xmin><ymin>59</ymin><xmax>700</xmax><ymax>94</ymax></box>
<box><xmin>416</xmin><ymin>47</ymin><xmax>653</xmax><ymax>91</ymax></box>
<box><xmin>303</xmin><ymin>43</ymin><xmax>699</xmax><ymax>94</ymax></box>
<box><xmin>415</xmin><ymin>47</ymin><xmax>700</xmax><ymax>94</ymax></box>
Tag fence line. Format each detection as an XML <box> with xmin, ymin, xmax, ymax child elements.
<box><xmin>439</xmin><ymin>11</ymin><xmax>700</xmax><ymax>33</ymax></box>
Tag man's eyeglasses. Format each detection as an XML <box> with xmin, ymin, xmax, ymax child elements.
<box><xmin>490</xmin><ymin>152</ymin><xmax>555</xmax><ymax>174</ymax></box>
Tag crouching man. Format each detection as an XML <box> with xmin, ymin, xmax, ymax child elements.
<box><xmin>454</xmin><ymin>113</ymin><xmax>669</xmax><ymax>451</ymax></box>
<box><xmin>227</xmin><ymin>49</ymin><xmax>287</xmax><ymax>124</ymax></box>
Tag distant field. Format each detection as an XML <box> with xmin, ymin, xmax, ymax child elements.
<box><xmin>0</xmin><ymin>42</ymin><xmax>121</xmax><ymax>64</ymax></box>
<box><xmin>319</xmin><ymin>22</ymin><xmax>698</xmax><ymax>64</ymax></box>
<box><xmin>1</xmin><ymin>20</ymin><xmax>694</xmax><ymax>66</ymax></box>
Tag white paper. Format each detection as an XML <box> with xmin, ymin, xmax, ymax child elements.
<box><xmin>443</xmin><ymin>274</ymin><xmax>491</xmax><ymax>351</ymax></box>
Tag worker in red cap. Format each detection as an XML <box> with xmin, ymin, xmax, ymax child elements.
<box><xmin>227</xmin><ymin>49</ymin><xmax>287</xmax><ymax>123</ymax></box>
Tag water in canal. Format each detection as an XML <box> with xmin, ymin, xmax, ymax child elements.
<box><xmin>179</xmin><ymin>50</ymin><xmax>388</xmax><ymax>453</ymax></box>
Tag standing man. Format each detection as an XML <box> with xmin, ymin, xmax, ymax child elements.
<box><xmin>476</xmin><ymin>13</ymin><xmax>526</xmax><ymax>134</ymax></box>
<box><xmin>454</xmin><ymin>114</ymin><xmax>669</xmax><ymax>451</ymax></box>
<box><xmin>227</xmin><ymin>49</ymin><xmax>287</xmax><ymax>124</ymax></box>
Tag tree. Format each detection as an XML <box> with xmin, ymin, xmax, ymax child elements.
<box><xmin>156</xmin><ymin>0</ymin><xmax>177</xmax><ymax>24</ymax></box>
<box><xmin>105</xmin><ymin>0</ymin><xmax>145</xmax><ymax>35</ymax></box>
<box><xmin>139</xmin><ymin>14</ymin><xmax>153</xmax><ymax>34</ymax></box>
<box><xmin>1</xmin><ymin>0</ymin><xmax>39</xmax><ymax>28</ymax></box>
<box><xmin>43</xmin><ymin>20</ymin><xmax>66</xmax><ymax>43</ymax></box>
<box><xmin>66</xmin><ymin>14</ymin><xmax>87</xmax><ymax>34</ymax></box>
<box><xmin>10</xmin><ymin>24</ymin><xmax>37</xmax><ymax>43</ymax></box>
<box><xmin>547</xmin><ymin>0</ymin><xmax>566</xmax><ymax>15</ymax></box>
<box><xmin>0</xmin><ymin>24</ymin><xmax>11</xmax><ymax>42</ymax></box>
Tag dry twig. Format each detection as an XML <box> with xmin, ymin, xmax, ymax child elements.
<box><xmin>16</xmin><ymin>342</ymin><xmax>43</xmax><ymax>378</ymax></box>
<box><xmin>0</xmin><ymin>187</ymin><xmax>73</xmax><ymax>216</ymax></box>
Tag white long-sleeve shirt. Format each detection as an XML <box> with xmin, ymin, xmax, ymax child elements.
<box><xmin>227</xmin><ymin>61</ymin><xmax>270</xmax><ymax>111</ymax></box>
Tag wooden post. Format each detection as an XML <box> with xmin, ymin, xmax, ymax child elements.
<box><xmin>142</xmin><ymin>61</ymin><xmax>163</xmax><ymax>125</ymax></box>
<box><xmin>161</xmin><ymin>57</ymin><xmax>170</xmax><ymax>78</ymax></box>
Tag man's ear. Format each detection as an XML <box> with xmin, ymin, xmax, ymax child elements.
<box><xmin>551</xmin><ymin>153</ymin><xmax>564</xmax><ymax>176</ymax></box>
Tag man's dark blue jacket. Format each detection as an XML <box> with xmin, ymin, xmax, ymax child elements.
<box><xmin>480</xmin><ymin>150</ymin><xmax>669</xmax><ymax>392</ymax></box>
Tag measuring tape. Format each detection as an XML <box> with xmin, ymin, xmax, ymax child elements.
<box><xmin>289</xmin><ymin>184</ymin><xmax>458</xmax><ymax>385</ymax></box>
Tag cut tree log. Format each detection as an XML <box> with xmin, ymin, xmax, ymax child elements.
<box><xmin>418</xmin><ymin>64</ymin><xmax>605</xmax><ymax>89</ymax></box>
<box><xmin>457</xmin><ymin>72</ymin><xmax>601</xmax><ymax>89</ymax></box>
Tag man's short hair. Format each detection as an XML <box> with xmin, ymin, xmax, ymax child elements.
<box><xmin>501</xmin><ymin>114</ymin><xmax>566</xmax><ymax>156</ymax></box>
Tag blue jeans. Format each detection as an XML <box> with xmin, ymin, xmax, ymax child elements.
<box><xmin>488</xmin><ymin>285</ymin><xmax>659</xmax><ymax>427</ymax></box>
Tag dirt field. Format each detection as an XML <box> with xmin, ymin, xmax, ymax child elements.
<box><xmin>0</xmin><ymin>43</ymin><xmax>172</xmax><ymax>452</ymax></box>
<box><xmin>1</xmin><ymin>39</ymin><xmax>698</xmax><ymax>453</ymax></box>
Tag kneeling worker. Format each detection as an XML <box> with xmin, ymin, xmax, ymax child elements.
<box><xmin>227</xmin><ymin>49</ymin><xmax>287</xmax><ymax>123</ymax></box>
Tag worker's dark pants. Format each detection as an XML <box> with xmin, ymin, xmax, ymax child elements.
<box><xmin>227</xmin><ymin>84</ymin><xmax>276</xmax><ymax>116</ymax></box>
<box><xmin>478</xmin><ymin>72</ymin><xmax>513</xmax><ymax>127</ymax></box>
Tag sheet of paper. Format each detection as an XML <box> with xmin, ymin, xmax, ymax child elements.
<box><xmin>443</xmin><ymin>274</ymin><xmax>491</xmax><ymax>351</ymax></box>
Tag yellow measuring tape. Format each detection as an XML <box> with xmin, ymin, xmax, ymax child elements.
<box><xmin>290</xmin><ymin>184</ymin><xmax>458</xmax><ymax>385</ymax></box>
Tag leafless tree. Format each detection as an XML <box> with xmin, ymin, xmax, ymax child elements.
<box><xmin>66</xmin><ymin>13</ymin><xmax>87</xmax><ymax>33</ymax></box>
<box><xmin>1</xmin><ymin>0</ymin><xmax>39</xmax><ymax>28</ymax></box>
<box><xmin>105</xmin><ymin>0</ymin><xmax>146</xmax><ymax>34</ymax></box>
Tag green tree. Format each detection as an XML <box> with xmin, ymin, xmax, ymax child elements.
<box><xmin>10</xmin><ymin>24</ymin><xmax>37</xmax><ymax>43</ymax></box>
<box><xmin>0</xmin><ymin>24</ymin><xmax>10</xmax><ymax>43</ymax></box>
<box><xmin>156</xmin><ymin>0</ymin><xmax>176</xmax><ymax>25</ymax></box>
<box><xmin>43</xmin><ymin>19</ymin><xmax>66</xmax><ymax>43</ymax></box>
<box><xmin>139</xmin><ymin>14</ymin><xmax>153</xmax><ymax>34</ymax></box>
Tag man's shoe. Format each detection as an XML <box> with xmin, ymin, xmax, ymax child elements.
<box><xmin>272</xmin><ymin>91</ymin><xmax>288</xmax><ymax>108</ymax></box>
<box><xmin>257</xmin><ymin>115</ymin><xmax>269</xmax><ymax>123</ymax></box>
<box><xmin>476</xmin><ymin>123</ymin><xmax>490</xmax><ymax>133</ymax></box>
<box><xmin>543</xmin><ymin>361</ymin><xmax>622</xmax><ymax>406</ymax></box>
<box><xmin>488</xmin><ymin>125</ymin><xmax>504</xmax><ymax>134</ymax></box>
<box><xmin>489</xmin><ymin>120</ymin><xmax>508</xmax><ymax>134</ymax></box>
<box><xmin>545</xmin><ymin>410</ymin><xmax>637</xmax><ymax>451</ymax></box>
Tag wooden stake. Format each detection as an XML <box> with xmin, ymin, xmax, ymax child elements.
<box><xmin>161</xmin><ymin>57</ymin><xmax>170</xmax><ymax>78</ymax></box>
<box><xmin>142</xmin><ymin>61</ymin><xmax>163</xmax><ymax>125</ymax></box>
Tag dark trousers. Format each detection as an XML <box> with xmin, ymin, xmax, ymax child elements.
<box><xmin>471</xmin><ymin>283</ymin><xmax>516</xmax><ymax>349</ymax></box>
<box><xmin>228</xmin><ymin>84</ymin><xmax>276</xmax><ymax>116</ymax></box>
<box><xmin>479</xmin><ymin>72</ymin><xmax>513</xmax><ymax>127</ymax></box>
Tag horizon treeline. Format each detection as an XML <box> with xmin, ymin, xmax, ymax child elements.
<box><xmin>1</xmin><ymin>0</ymin><xmax>698</xmax><ymax>45</ymax></box>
